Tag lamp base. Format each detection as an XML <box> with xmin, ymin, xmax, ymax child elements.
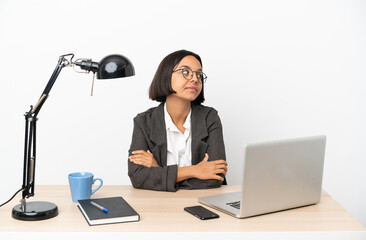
<box><xmin>12</xmin><ymin>201</ymin><xmax>58</xmax><ymax>221</ymax></box>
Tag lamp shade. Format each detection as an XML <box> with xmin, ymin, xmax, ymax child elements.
<box><xmin>97</xmin><ymin>54</ymin><xmax>135</xmax><ymax>79</ymax></box>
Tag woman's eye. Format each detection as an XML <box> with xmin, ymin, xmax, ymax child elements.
<box><xmin>182</xmin><ymin>70</ymin><xmax>189</xmax><ymax>75</ymax></box>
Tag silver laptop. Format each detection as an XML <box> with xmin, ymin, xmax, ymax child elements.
<box><xmin>198</xmin><ymin>135</ymin><xmax>326</xmax><ymax>218</ymax></box>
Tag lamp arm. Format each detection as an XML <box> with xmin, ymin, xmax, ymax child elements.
<box><xmin>32</xmin><ymin>53</ymin><xmax>74</xmax><ymax>116</ymax></box>
<box><xmin>21</xmin><ymin>54</ymin><xmax>74</xmax><ymax>202</ymax></box>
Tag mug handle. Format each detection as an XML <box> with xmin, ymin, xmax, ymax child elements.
<box><xmin>91</xmin><ymin>178</ymin><xmax>103</xmax><ymax>195</ymax></box>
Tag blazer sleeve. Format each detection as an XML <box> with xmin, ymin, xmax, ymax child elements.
<box><xmin>128</xmin><ymin>116</ymin><xmax>178</xmax><ymax>192</ymax></box>
<box><xmin>177</xmin><ymin>109</ymin><xmax>227</xmax><ymax>190</ymax></box>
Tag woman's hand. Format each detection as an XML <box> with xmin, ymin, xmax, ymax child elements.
<box><xmin>129</xmin><ymin>150</ymin><xmax>159</xmax><ymax>167</ymax></box>
<box><xmin>193</xmin><ymin>153</ymin><xmax>227</xmax><ymax>181</ymax></box>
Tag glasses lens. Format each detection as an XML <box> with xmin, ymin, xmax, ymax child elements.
<box><xmin>181</xmin><ymin>68</ymin><xmax>193</xmax><ymax>80</ymax></box>
<box><xmin>196</xmin><ymin>72</ymin><xmax>203</xmax><ymax>83</ymax></box>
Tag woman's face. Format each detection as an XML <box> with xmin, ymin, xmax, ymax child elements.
<box><xmin>169</xmin><ymin>55</ymin><xmax>203</xmax><ymax>102</ymax></box>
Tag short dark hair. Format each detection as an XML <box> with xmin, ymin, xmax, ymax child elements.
<box><xmin>149</xmin><ymin>49</ymin><xmax>205</xmax><ymax>104</ymax></box>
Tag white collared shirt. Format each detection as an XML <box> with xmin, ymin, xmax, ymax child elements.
<box><xmin>164</xmin><ymin>103</ymin><xmax>192</xmax><ymax>167</ymax></box>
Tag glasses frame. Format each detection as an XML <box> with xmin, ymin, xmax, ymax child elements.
<box><xmin>173</xmin><ymin>67</ymin><xmax>207</xmax><ymax>84</ymax></box>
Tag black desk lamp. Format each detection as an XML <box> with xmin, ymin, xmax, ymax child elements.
<box><xmin>12</xmin><ymin>53</ymin><xmax>135</xmax><ymax>221</ymax></box>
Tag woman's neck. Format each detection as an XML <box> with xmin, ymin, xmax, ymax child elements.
<box><xmin>165</xmin><ymin>96</ymin><xmax>191</xmax><ymax>129</ymax></box>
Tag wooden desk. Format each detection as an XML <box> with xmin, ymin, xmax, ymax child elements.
<box><xmin>1</xmin><ymin>185</ymin><xmax>365</xmax><ymax>232</ymax></box>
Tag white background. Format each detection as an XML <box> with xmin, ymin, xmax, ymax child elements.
<box><xmin>0</xmin><ymin>0</ymin><xmax>365</xmax><ymax>228</ymax></box>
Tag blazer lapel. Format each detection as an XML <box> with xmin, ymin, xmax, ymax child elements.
<box><xmin>150</xmin><ymin>103</ymin><xmax>168</xmax><ymax>166</ymax></box>
<box><xmin>191</xmin><ymin>104</ymin><xmax>209</xmax><ymax>165</ymax></box>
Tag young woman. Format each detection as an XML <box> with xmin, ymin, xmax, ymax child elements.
<box><xmin>128</xmin><ymin>50</ymin><xmax>227</xmax><ymax>192</ymax></box>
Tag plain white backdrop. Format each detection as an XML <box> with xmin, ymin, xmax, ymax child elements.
<box><xmin>0</xmin><ymin>0</ymin><xmax>365</xmax><ymax>228</ymax></box>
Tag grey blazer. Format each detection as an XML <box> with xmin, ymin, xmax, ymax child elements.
<box><xmin>128</xmin><ymin>102</ymin><xmax>226</xmax><ymax>192</ymax></box>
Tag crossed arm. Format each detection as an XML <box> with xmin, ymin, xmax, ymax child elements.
<box><xmin>129</xmin><ymin>151</ymin><xmax>227</xmax><ymax>183</ymax></box>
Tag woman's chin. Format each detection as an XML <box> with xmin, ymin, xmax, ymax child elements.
<box><xmin>169</xmin><ymin>93</ymin><xmax>198</xmax><ymax>102</ymax></box>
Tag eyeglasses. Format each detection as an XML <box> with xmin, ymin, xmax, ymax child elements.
<box><xmin>173</xmin><ymin>67</ymin><xmax>207</xmax><ymax>84</ymax></box>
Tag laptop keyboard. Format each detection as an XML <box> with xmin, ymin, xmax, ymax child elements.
<box><xmin>226</xmin><ymin>201</ymin><xmax>241</xmax><ymax>209</ymax></box>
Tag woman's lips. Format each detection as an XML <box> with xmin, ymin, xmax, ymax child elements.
<box><xmin>185</xmin><ymin>87</ymin><xmax>197</xmax><ymax>92</ymax></box>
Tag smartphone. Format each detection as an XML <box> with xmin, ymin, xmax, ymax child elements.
<box><xmin>184</xmin><ymin>205</ymin><xmax>219</xmax><ymax>220</ymax></box>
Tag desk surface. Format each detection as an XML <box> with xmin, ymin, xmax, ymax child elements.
<box><xmin>1</xmin><ymin>185</ymin><xmax>365</xmax><ymax>232</ymax></box>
